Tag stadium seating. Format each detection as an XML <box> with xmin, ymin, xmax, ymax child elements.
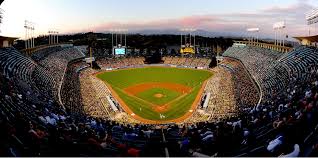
<box><xmin>223</xmin><ymin>46</ymin><xmax>318</xmax><ymax>101</ymax></box>
<box><xmin>162</xmin><ymin>56</ymin><xmax>211</xmax><ymax>68</ymax></box>
<box><xmin>31</xmin><ymin>46</ymin><xmax>63</xmax><ymax>62</ymax></box>
<box><xmin>1</xmin><ymin>44</ymin><xmax>318</xmax><ymax>157</ymax></box>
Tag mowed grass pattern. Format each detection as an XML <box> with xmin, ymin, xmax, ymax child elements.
<box><xmin>96</xmin><ymin>67</ymin><xmax>212</xmax><ymax>121</ymax></box>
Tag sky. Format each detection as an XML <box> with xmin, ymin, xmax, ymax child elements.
<box><xmin>1</xmin><ymin>0</ymin><xmax>318</xmax><ymax>39</ymax></box>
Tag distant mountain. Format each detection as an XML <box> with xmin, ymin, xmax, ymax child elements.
<box><xmin>127</xmin><ymin>29</ymin><xmax>241</xmax><ymax>38</ymax></box>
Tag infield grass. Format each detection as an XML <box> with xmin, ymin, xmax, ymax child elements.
<box><xmin>136</xmin><ymin>88</ymin><xmax>181</xmax><ymax>105</ymax></box>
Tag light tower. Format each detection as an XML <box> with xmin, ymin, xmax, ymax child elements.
<box><xmin>48</xmin><ymin>29</ymin><xmax>59</xmax><ymax>45</ymax></box>
<box><xmin>110</xmin><ymin>29</ymin><xmax>128</xmax><ymax>55</ymax></box>
<box><xmin>273</xmin><ymin>21</ymin><xmax>286</xmax><ymax>47</ymax></box>
<box><xmin>305</xmin><ymin>8</ymin><xmax>318</xmax><ymax>46</ymax></box>
<box><xmin>180</xmin><ymin>28</ymin><xmax>196</xmax><ymax>54</ymax></box>
<box><xmin>24</xmin><ymin>20</ymin><xmax>36</xmax><ymax>50</ymax></box>
<box><xmin>306</xmin><ymin>8</ymin><xmax>318</xmax><ymax>35</ymax></box>
<box><xmin>246</xmin><ymin>28</ymin><xmax>260</xmax><ymax>46</ymax></box>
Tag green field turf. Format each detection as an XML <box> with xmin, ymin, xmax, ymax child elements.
<box><xmin>96</xmin><ymin>67</ymin><xmax>212</xmax><ymax>121</ymax></box>
<box><xmin>136</xmin><ymin>88</ymin><xmax>181</xmax><ymax>105</ymax></box>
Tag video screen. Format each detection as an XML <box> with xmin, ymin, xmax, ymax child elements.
<box><xmin>115</xmin><ymin>48</ymin><xmax>126</xmax><ymax>55</ymax></box>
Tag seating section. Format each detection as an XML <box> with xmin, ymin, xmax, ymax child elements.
<box><xmin>97</xmin><ymin>57</ymin><xmax>144</xmax><ymax>69</ymax></box>
<box><xmin>31</xmin><ymin>45</ymin><xmax>63</xmax><ymax>62</ymax></box>
<box><xmin>35</xmin><ymin>47</ymin><xmax>85</xmax><ymax>98</ymax></box>
<box><xmin>60</xmin><ymin>61</ymin><xmax>86</xmax><ymax>115</ymax></box>
<box><xmin>185</xmin><ymin>58</ymin><xmax>260</xmax><ymax>124</ymax></box>
<box><xmin>0</xmin><ymin>47</ymin><xmax>37</xmax><ymax>84</ymax></box>
<box><xmin>223</xmin><ymin>46</ymin><xmax>318</xmax><ymax>101</ymax></box>
<box><xmin>1</xmin><ymin>45</ymin><xmax>318</xmax><ymax>157</ymax></box>
<box><xmin>163</xmin><ymin>56</ymin><xmax>211</xmax><ymax>68</ymax></box>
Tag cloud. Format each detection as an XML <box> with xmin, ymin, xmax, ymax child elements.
<box><xmin>89</xmin><ymin>1</ymin><xmax>316</xmax><ymax>39</ymax></box>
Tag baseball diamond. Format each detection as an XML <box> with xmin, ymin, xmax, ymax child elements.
<box><xmin>96</xmin><ymin>67</ymin><xmax>212</xmax><ymax>122</ymax></box>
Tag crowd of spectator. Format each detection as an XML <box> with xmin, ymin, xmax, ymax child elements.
<box><xmin>163</xmin><ymin>56</ymin><xmax>211</xmax><ymax>68</ymax></box>
<box><xmin>220</xmin><ymin>58</ymin><xmax>260</xmax><ymax>108</ymax></box>
<box><xmin>97</xmin><ymin>57</ymin><xmax>144</xmax><ymax>69</ymax></box>
<box><xmin>186</xmin><ymin>66</ymin><xmax>237</xmax><ymax>123</ymax></box>
<box><xmin>1</xmin><ymin>45</ymin><xmax>318</xmax><ymax>156</ymax></box>
<box><xmin>31</xmin><ymin>46</ymin><xmax>63</xmax><ymax>62</ymax></box>
<box><xmin>61</xmin><ymin>61</ymin><xmax>86</xmax><ymax>115</ymax></box>
<box><xmin>77</xmin><ymin>67</ymin><xmax>116</xmax><ymax>120</ymax></box>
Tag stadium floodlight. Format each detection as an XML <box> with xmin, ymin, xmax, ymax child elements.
<box><xmin>306</xmin><ymin>8</ymin><xmax>318</xmax><ymax>25</ymax></box>
<box><xmin>24</xmin><ymin>20</ymin><xmax>36</xmax><ymax>49</ymax></box>
<box><xmin>180</xmin><ymin>28</ymin><xmax>197</xmax><ymax>54</ymax></box>
<box><xmin>110</xmin><ymin>28</ymin><xmax>128</xmax><ymax>56</ymax></box>
<box><xmin>48</xmin><ymin>29</ymin><xmax>59</xmax><ymax>45</ymax></box>
<box><xmin>180</xmin><ymin>28</ymin><xmax>196</xmax><ymax>32</ymax></box>
<box><xmin>273</xmin><ymin>21</ymin><xmax>286</xmax><ymax>47</ymax></box>
<box><xmin>273</xmin><ymin>21</ymin><xmax>286</xmax><ymax>29</ymax></box>
<box><xmin>246</xmin><ymin>28</ymin><xmax>260</xmax><ymax>45</ymax></box>
<box><xmin>246</xmin><ymin>28</ymin><xmax>260</xmax><ymax>32</ymax></box>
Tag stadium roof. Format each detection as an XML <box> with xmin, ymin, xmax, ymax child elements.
<box><xmin>0</xmin><ymin>35</ymin><xmax>18</xmax><ymax>41</ymax></box>
<box><xmin>0</xmin><ymin>35</ymin><xmax>18</xmax><ymax>48</ymax></box>
<box><xmin>294</xmin><ymin>35</ymin><xmax>318</xmax><ymax>45</ymax></box>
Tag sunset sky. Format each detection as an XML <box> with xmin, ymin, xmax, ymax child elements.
<box><xmin>1</xmin><ymin>0</ymin><xmax>318</xmax><ymax>39</ymax></box>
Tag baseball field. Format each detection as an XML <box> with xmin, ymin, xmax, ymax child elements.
<box><xmin>96</xmin><ymin>67</ymin><xmax>212</xmax><ymax>123</ymax></box>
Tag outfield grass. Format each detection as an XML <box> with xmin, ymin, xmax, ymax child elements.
<box><xmin>96</xmin><ymin>67</ymin><xmax>212</xmax><ymax>121</ymax></box>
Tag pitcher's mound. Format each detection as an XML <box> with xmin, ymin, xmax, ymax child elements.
<box><xmin>154</xmin><ymin>93</ymin><xmax>164</xmax><ymax>98</ymax></box>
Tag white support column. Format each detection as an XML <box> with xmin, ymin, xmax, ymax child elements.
<box><xmin>55</xmin><ymin>32</ymin><xmax>57</xmax><ymax>44</ymax></box>
<box><xmin>111</xmin><ymin>32</ymin><xmax>114</xmax><ymax>55</ymax></box>
<box><xmin>280</xmin><ymin>29</ymin><xmax>282</xmax><ymax>47</ymax></box>
<box><xmin>115</xmin><ymin>33</ymin><xmax>118</xmax><ymax>46</ymax></box>
<box><xmin>25</xmin><ymin>27</ymin><xmax>28</xmax><ymax>49</ymax></box>
<box><xmin>120</xmin><ymin>32</ymin><xmax>123</xmax><ymax>45</ymax></box>
<box><xmin>54</xmin><ymin>33</ymin><xmax>56</xmax><ymax>44</ymax></box>
<box><xmin>48</xmin><ymin>32</ymin><xmax>51</xmax><ymax>45</ymax></box>
<box><xmin>278</xmin><ymin>29</ymin><xmax>280</xmax><ymax>47</ymax></box>
<box><xmin>51</xmin><ymin>32</ymin><xmax>53</xmax><ymax>44</ymax></box>
<box><xmin>180</xmin><ymin>32</ymin><xmax>182</xmax><ymax>47</ymax></box>
<box><xmin>189</xmin><ymin>32</ymin><xmax>192</xmax><ymax>46</ymax></box>
<box><xmin>125</xmin><ymin>32</ymin><xmax>127</xmax><ymax>47</ymax></box>
<box><xmin>28</xmin><ymin>29</ymin><xmax>31</xmax><ymax>49</ymax></box>
<box><xmin>274</xmin><ymin>30</ymin><xmax>276</xmax><ymax>46</ymax></box>
<box><xmin>282</xmin><ymin>29</ymin><xmax>286</xmax><ymax>46</ymax></box>
<box><xmin>31</xmin><ymin>29</ymin><xmax>33</xmax><ymax>48</ymax></box>
<box><xmin>26</xmin><ymin>29</ymin><xmax>28</xmax><ymax>49</ymax></box>
<box><xmin>111</xmin><ymin>32</ymin><xmax>113</xmax><ymax>48</ymax></box>
<box><xmin>194</xmin><ymin>32</ymin><xmax>196</xmax><ymax>53</ymax></box>
<box><xmin>32</xmin><ymin>28</ymin><xmax>35</xmax><ymax>48</ymax></box>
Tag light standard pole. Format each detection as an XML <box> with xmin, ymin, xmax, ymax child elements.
<box><xmin>56</xmin><ymin>32</ymin><xmax>59</xmax><ymax>44</ymax></box>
